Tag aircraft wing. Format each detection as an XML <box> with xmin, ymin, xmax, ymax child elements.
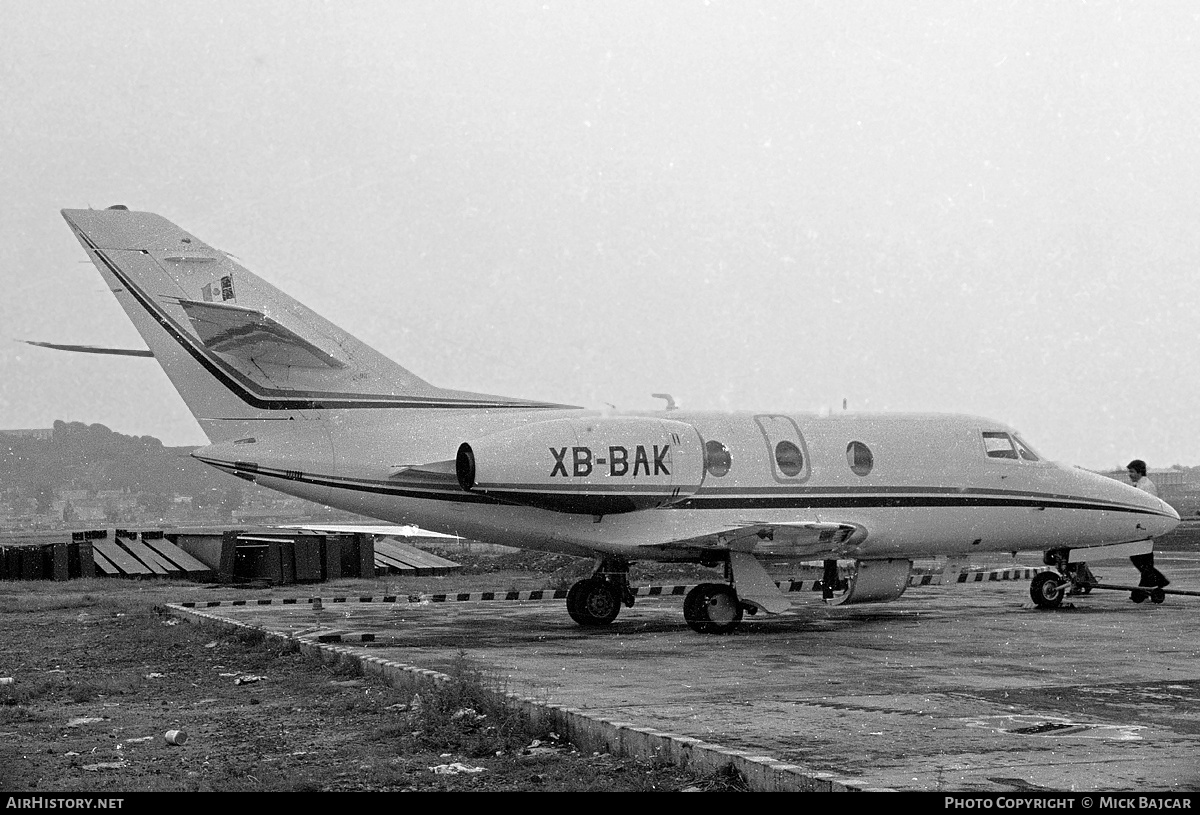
<box><xmin>275</xmin><ymin>522</ymin><xmax>461</xmax><ymax>540</ymax></box>
<box><xmin>643</xmin><ymin>519</ymin><xmax>866</xmax><ymax>560</ymax></box>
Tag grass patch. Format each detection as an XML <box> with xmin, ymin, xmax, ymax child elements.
<box><xmin>226</xmin><ymin>626</ymin><xmax>266</xmax><ymax>647</ymax></box>
<box><xmin>329</xmin><ymin>652</ymin><xmax>364</xmax><ymax>678</ymax></box>
<box><xmin>0</xmin><ymin>704</ymin><xmax>46</xmax><ymax>724</ymax></box>
<box><xmin>2</xmin><ymin>669</ymin><xmax>143</xmax><ymax>706</ymax></box>
<box><xmin>396</xmin><ymin>651</ymin><xmax>549</xmax><ymax>758</ymax></box>
<box><xmin>60</xmin><ymin>674</ymin><xmax>143</xmax><ymax>703</ymax></box>
<box><xmin>0</xmin><ymin>593</ymin><xmax>105</xmax><ymax>614</ymax></box>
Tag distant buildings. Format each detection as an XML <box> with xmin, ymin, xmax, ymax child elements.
<box><xmin>1097</xmin><ymin>467</ymin><xmax>1186</xmax><ymax>488</ymax></box>
<box><xmin>0</xmin><ymin>484</ymin><xmax>361</xmax><ymax>531</ymax></box>
<box><xmin>1097</xmin><ymin>467</ymin><xmax>1199</xmax><ymax>517</ymax></box>
<box><xmin>0</xmin><ymin>428</ymin><xmax>54</xmax><ymax>441</ymax></box>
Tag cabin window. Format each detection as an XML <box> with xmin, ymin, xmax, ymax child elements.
<box><xmin>704</xmin><ymin>440</ymin><xmax>731</xmax><ymax>477</ymax></box>
<box><xmin>982</xmin><ymin>431</ymin><xmax>1019</xmax><ymax>459</ymax></box>
<box><xmin>774</xmin><ymin>441</ymin><xmax>804</xmax><ymax>477</ymax></box>
<box><xmin>847</xmin><ymin>441</ymin><xmax>873</xmax><ymax>476</ymax></box>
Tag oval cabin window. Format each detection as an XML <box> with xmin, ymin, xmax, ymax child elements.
<box><xmin>774</xmin><ymin>440</ymin><xmax>804</xmax><ymax>477</ymax></box>
<box><xmin>847</xmin><ymin>441</ymin><xmax>873</xmax><ymax>476</ymax></box>
<box><xmin>705</xmin><ymin>440</ymin><xmax>731</xmax><ymax>477</ymax></box>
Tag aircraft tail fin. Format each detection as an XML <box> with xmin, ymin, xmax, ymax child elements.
<box><xmin>61</xmin><ymin>207</ymin><xmax>566</xmax><ymax>442</ymax></box>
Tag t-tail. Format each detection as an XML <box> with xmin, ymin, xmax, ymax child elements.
<box><xmin>61</xmin><ymin>206</ymin><xmax>569</xmax><ymax>442</ymax></box>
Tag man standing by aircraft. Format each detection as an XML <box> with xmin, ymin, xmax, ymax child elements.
<box><xmin>1127</xmin><ymin>459</ymin><xmax>1158</xmax><ymax>495</ymax></box>
<box><xmin>1127</xmin><ymin>459</ymin><xmax>1169</xmax><ymax>594</ymax></box>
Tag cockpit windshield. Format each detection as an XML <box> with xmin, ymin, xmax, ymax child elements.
<box><xmin>983</xmin><ymin>432</ymin><xmax>1018</xmax><ymax>459</ymax></box>
<box><xmin>982</xmin><ymin>431</ymin><xmax>1041</xmax><ymax>462</ymax></box>
<box><xmin>1013</xmin><ymin>434</ymin><xmax>1040</xmax><ymax>462</ymax></box>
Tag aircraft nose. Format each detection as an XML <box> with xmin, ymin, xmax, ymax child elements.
<box><xmin>1151</xmin><ymin>497</ymin><xmax>1181</xmax><ymax>537</ymax></box>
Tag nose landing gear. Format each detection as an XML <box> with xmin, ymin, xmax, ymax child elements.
<box><xmin>1029</xmin><ymin>571</ymin><xmax>1067</xmax><ymax>609</ymax></box>
<box><xmin>1030</xmin><ymin>547</ymin><xmax>1188</xmax><ymax>609</ymax></box>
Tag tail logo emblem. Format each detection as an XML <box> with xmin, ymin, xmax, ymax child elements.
<box><xmin>202</xmin><ymin>274</ymin><xmax>236</xmax><ymax>303</ymax></box>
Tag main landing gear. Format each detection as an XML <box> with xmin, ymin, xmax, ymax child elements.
<box><xmin>1029</xmin><ymin>549</ymin><xmax>1174</xmax><ymax>609</ymax></box>
<box><xmin>564</xmin><ymin>554</ymin><xmax>763</xmax><ymax>634</ymax></box>
<box><xmin>681</xmin><ymin>552</ymin><xmax>786</xmax><ymax>634</ymax></box>
<box><xmin>683</xmin><ymin>582</ymin><xmax>745</xmax><ymax>634</ymax></box>
<box><xmin>565</xmin><ymin>557</ymin><xmax>636</xmax><ymax>627</ymax></box>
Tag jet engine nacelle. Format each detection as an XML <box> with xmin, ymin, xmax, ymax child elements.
<box><xmin>456</xmin><ymin>416</ymin><xmax>706</xmax><ymax>514</ymax></box>
<box><xmin>826</xmin><ymin>559</ymin><xmax>913</xmax><ymax>606</ymax></box>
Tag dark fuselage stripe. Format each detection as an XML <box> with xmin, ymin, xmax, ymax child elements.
<box><xmin>197</xmin><ymin>458</ymin><xmax>1172</xmax><ymax>519</ymax></box>
<box><xmin>675</xmin><ymin>495</ymin><xmax>1157</xmax><ymax>512</ymax></box>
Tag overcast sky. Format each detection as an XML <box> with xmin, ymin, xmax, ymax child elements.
<box><xmin>2</xmin><ymin>1</ymin><xmax>1199</xmax><ymax>470</ymax></box>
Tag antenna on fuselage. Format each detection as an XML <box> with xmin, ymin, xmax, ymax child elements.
<box><xmin>652</xmin><ymin>393</ymin><xmax>678</xmax><ymax>411</ymax></box>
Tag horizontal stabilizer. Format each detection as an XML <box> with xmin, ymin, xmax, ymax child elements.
<box><xmin>21</xmin><ymin>339</ymin><xmax>154</xmax><ymax>357</ymax></box>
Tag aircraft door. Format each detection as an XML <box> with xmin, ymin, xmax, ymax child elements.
<box><xmin>754</xmin><ymin>415</ymin><xmax>811</xmax><ymax>484</ymax></box>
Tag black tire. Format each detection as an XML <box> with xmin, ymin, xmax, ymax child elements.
<box><xmin>682</xmin><ymin>583</ymin><xmax>709</xmax><ymax>628</ymax></box>
<box><xmin>1030</xmin><ymin>572</ymin><xmax>1065</xmax><ymax>609</ymax></box>
<box><xmin>1130</xmin><ymin>590</ymin><xmax>1148</xmax><ymax>604</ymax></box>
<box><xmin>566</xmin><ymin>579</ymin><xmax>620</xmax><ymax>626</ymax></box>
<box><xmin>684</xmin><ymin>583</ymin><xmax>744</xmax><ymax>634</ymax></box>
<box><xmin>1150</xmin><ymin>588</ymin><xmax>1167</xmax><ymax>605</ymax></box>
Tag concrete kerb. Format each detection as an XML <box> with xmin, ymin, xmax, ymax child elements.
<box><xmin>168</xmin><ymin>604</ymin><xmax>868</xmax><ymax>792</ymax></box>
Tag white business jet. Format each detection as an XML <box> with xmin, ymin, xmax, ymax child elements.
<box><xmin>54</xmin><ymin>206</ymin><xmax>1179</xmax><ymax>633</ymax></box>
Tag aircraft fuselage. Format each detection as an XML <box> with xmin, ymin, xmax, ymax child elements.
<box><xmin>194</xmin><ymin>408</ymin><xmax>1177</xmax><ymax>564</ymax></box>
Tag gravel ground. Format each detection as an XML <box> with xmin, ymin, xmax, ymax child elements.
<box><xmin>0</xmin><ymin>557</ymin><xmax>749</xmax><ymax>793</ymax></box>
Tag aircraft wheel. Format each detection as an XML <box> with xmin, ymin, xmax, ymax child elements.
<box><xmin>1130</xmin><ymin>590</ymin><xmax>1148</xmax><ymax>604</ymax></box>
<box><xmin>682</xmin><ymin>583</ymin><xmax>709</xmax><ymax>628</ymax></box>
<box><xmin>1150</xmin><ymin>588</ymin><xmax>1167</xmax><ymax>605</ymax></box>
<box><xmin>684</xmin><ymin>583</ymin><xmax>743</xmax><ymax>634</ymax></box>
<box><xmin>1030</xmin><ymin>572</ymin><xmax>1065</xmax><ymax>609</ymax></box>
<box><xmin>566</xmin><ymin>579</ymin><xmax>620</xmax><ymax>627</ymax></box>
